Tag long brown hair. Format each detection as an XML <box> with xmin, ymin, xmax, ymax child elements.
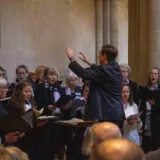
<box><xmin>122</xmin><ymin>84</ymin><xmax>134</xmax><ymax>105</ymax></box>
<box><xmin>8</xmin><ymin>81</ymin><xmax>33</xmax><ymax>113</ymax></box>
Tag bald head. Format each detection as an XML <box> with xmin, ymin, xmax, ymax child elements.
<box><xmin>92</xmin><ymin>122</ymin><xmax>121</xmax><ymax>146</ymax></box>
<box><xmin>90</xmin><ymin>138</ymin><xmax>145</xmax><ymax>160</ymax></box>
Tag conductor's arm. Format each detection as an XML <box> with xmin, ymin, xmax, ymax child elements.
<box><xmin>65</xmin><ymin>48</ymin><xmax>104</xmax><ymax>82</ymax></box>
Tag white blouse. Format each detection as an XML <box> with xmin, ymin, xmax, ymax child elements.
<box><xmin>123</xmin><ymin>103</ymin><xmax>142</xmax><ymax>145</ymax></box>
<box><xmin>24</xmin><ymin>102</ymin><xmax>32</xmax><ymax>112</ymax></box>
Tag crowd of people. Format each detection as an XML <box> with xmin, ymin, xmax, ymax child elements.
<box><xmin>0</xmin><ymin>44</ymin><xmax>159</xmax><ymax>160</ymax></box>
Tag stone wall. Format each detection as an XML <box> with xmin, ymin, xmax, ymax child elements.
<box><xmin>0</xmin><ymin>0</ymin><xmax>96</xmax><ymax>82</ymax></box>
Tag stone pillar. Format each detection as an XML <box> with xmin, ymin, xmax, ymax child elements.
<box><xmin>128</xmin><ymin>0</ymin><xmax>148</xmax><ymax>85</ymax></box>
<box><xmin>103</xmin><ymin>0</ymin><xmax>128</xmax><ymax>63</ymax></box>
<box><xmin>118</xmin><ymin>0</ymin><xmax>128</xmax><ymax>63</ymax></box>
<box><xmin>96</xmin><ymin>0</ymin><xmax>103</xmax><ymax>64</ymax></box>
<box><xmin>110</xmin><ymin>0</ymin><xmax>118</xmax><ymax>48</ymax></box>
<box><xmin>148</xmin><ymin>0</ymin><xmax>160</xmax><ymax>68</ymax></box>
<box><xmin>103</xmin><ymin>0</ymin><xmax>110</xmax><ymax>44</ymax></box>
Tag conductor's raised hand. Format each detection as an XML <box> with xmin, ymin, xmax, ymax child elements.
<box><xmin>65</xmin><ymin>48</ymin><xmax>75</xmax><ymax>59</ymax></box>
<box><xmin>79</xmin><ymin>52</ymin><xmax>93</xmax><ymax>67</ymax></box>
<box><xmin>79</xmin><ymin>52</ymin><xmax>89</xmax><ymax>63</ymax></box>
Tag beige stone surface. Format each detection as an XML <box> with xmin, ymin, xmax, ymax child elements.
<box><xmin>96</xmin><ymin>0</ymin><xmax>103</xmax><ymax>64</ymax></box>
<box><xmin>128</xmin><ymin>0</ymin><xmax>149</xmax><ymax>85</ymax></box>
<box><xmin>148</xmin><ymin>0</ymin><xmax>160</xmax><ymax>69</ymax></box>
<box><xmin>0</xmin><ymin>0</ymin><xmax>96</xmax><ymax>82</ymax></box>
<box><xmin>103</xmin><ymin>0</ymin><xmax>128</xmax><ymax>63</ymax></box>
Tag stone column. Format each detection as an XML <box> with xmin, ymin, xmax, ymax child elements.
<box><xmin>128</xmin><ymin>0</ymin><xmax>148</xmax><ymax>85</ymax></box>
<box><xmin>103</xmin><ymin>0</ymin><xmax>128</xmax><ymax>63</ymax></box>
<box><xmin>96</xmin><ymin>0</ymin><xmax>103</xmax><ymax>64</ymax></box>
<box><xmin>148</xmin><ymin>0</ymin><xmax>160</xmax><ymax>68</ymax></box>
<box><xmin>110</xmin><ymin>0</ymin><xmax>118</xmax><ymax>48</ymax></box>
<box><xmin>103</xmin><ymin>0</ymin><xmax>110</xmax><ymax>44</ymax></box>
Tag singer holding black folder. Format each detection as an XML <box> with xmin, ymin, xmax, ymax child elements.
<box><xmin>7</xmin><ymin>81</ymin><xmax>52</xmax><ymax>160</ymax></box>
<box><xmin>34</xmin><ymin>67</ymin><xmax>65</xmax><ymax>115</ymax></box>
<box><xmin>0</xmin><ymin>77</ymin><xmax>24</xmax><ymax>145</ymax></box>
<box><xmin>65</xmin><ymin>45</ymin><xmax>125</xmax><ymax>128</ymax></box>
<box><xmin>140</xmin><ymin>67</ymin><xmax>160</xmax><ymax>152</ymax></box>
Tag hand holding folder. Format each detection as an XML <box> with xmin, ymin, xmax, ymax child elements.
<box><xmin>54</xmin><ymin>95</ymin><xmax>74</xmax><ymax>108</ymax></box>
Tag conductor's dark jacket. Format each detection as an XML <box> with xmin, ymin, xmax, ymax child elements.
<box><xmin>69</xmin><ymin>60</ymin><xmax>125</xmax><ymax>121</ymax></box>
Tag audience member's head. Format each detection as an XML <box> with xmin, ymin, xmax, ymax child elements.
<box><xmin>0</xmin><ymin>146</ymin><xmax>29</xmax><ymax>160</ymax></box>
<box><xmin>0</xmin><ymin>77</ymin><xmax>8</xmax><ymax>99</ymax></box>
<box><xmin>89</xmin><ymin>138</ymin><xmax>145</xmax><ymax>160</ymax></box>
<box><xmin>92</xmin><ymin>122</ymin><xmax>122</xmax><ymax>148</ymax></box>
<box><xmin>44</xmin><ymin>67</ymin><xmax>59</xmax><ymax>85</ymax></box>
<box><xmin>65</xmin><ymin>72</ymin><xmax>78</xmax><ymax>89</ymax></box>
<box><xmin>120</xmin><ymin>63</ymin><xmax>131</xmax><ymax>82</ymax></box>
<box><xmin>82</xmin><ymin>122</ymin><xmax>122</xmax><ymax>157</ymax></box>
<box><xmin>16</xmin><ymin>65</ymin><xmax>29</xmax><ymax>82</ymax></box>
<box><xmin>34</xmin><ymin>65</ymin><xmax>46</xmax><ymax>83</ymax></box>
<box><xmin>145</xmin><ymin>149</ymin><xmax>160</xmax><ymax>160</ymax></box>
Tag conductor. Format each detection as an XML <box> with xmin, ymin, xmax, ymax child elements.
<box><xmin>65</xmin><ymin>44</ymin><xmax>124</xmax><ymax>126</ymax></box>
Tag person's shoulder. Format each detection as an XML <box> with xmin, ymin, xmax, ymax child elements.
<box><xmin>36</xmin><ymin>83</ymin><xmax>45</xmax><ymax>89</ymax></box>
<box><xmin>133</xmin><ymin>102</ymin><xmax>138</xmax><ymax>107</ymax></box>
<box><xmin>129</xmin><ymin>80</ymin><xmax>138</xmax><ymax>86</ymax></box>
<box><xmin>103</xmin><ymin>61</ymin><xmax>119</xmax><ymax>68</ymax></box>
<box><xmin>131</xmin><ymin>103</ymin><xmax>139</xmax><ymax>110</ymax></box>
<box><xmin>7</xmin><ymin>102</ymin><xmax>17</xmax><ymax>108</ymax></box>
<box><xmin>7</xmin><ymin>102</ymin><xmax>19</xmax><ymax>112</ymax></box>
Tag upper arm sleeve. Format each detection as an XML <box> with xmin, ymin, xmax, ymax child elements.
<box><xmin>69</xmin><ymin>61</ymin><xmax>104</xmax><ymax>82</ymax></box>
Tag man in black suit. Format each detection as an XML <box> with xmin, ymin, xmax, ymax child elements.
<box><xmin>65</xmin><ymin>44</ymin><xmax>124</xmax><ymax>127</ymax></box>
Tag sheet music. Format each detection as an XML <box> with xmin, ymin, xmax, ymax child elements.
<box><xmin>58</xmin><ymin>118</ymin><xmax>84</xmax><ymax>125</ymax></box>
<box><xmin>37</xmin><ymin>115</ymin><xmax>56</xmax><ymax>120</ymax></box>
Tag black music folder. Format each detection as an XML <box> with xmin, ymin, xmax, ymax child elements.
<box><xmin>139</xmin><ymin>85</ymin><xmax>160</xmax><ymax>100</ymax></box>
<box><xmin>0</xmin><ymin>110</ymin><xmax>34</xmax><ymax>132</ymax></box>
<box><xmin>54</xmin><ymin>95</ymin><xmax>74</xmax><ymax>108</ymax></box>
